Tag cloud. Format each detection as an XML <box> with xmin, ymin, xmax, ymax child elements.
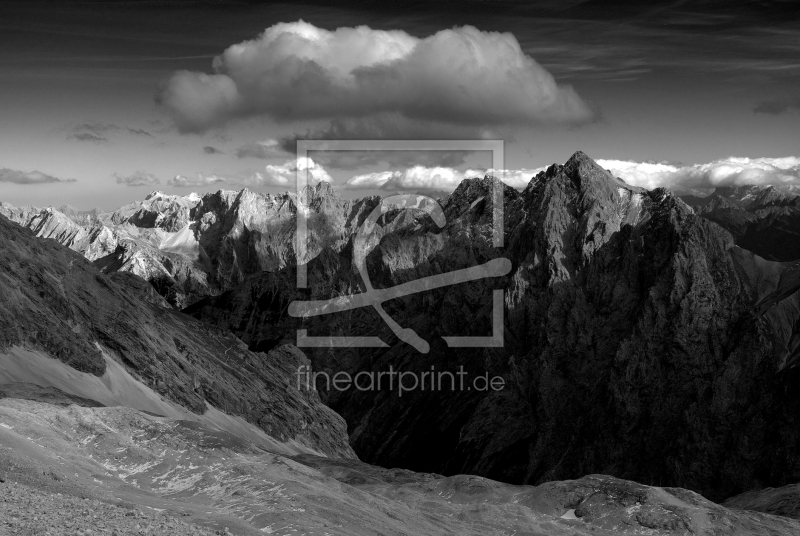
<box><xmin>68</xmin><ymin>132</ymin><xmax>109</xmax><ymax>144</ymax></box>
<box><xmin>168</xmin><ymin>173</ymin><xmax>227</xmax><ymax>187</ymax></box>
<box><xmin>0</xmin><ymin>168</ymin><xmax>76</xmax><ymax>185</ymax></box>
<box><xmin>346</xmin><ymin>157</ymin><xmax>800</xmax><ymax>194</ymax></box>
<box><xmin>127</xmin><ymin>127</ymin><xmax>153</xmax><ymax>137</ymax></box>
<box><xmin>264</xmin><ymin>157</ymin><xmax>332</xmax><ymax>186</ymax></box>
<box><xmin>235</xmin><ymin>139</ymin><xmax>285</xmax><ymax>159</ymax></box>
<box><xmin>114</xmin><ymin>170</ymin><xmax>160</xmax><ymax>187</ymax></box>
<box><xmin>277</xmin><ymin>113</ymin><xmax>499</xmax><ymax>151</ymax></box>
<box><xmin>67</xmin><ymin>121</ymin><xmax>153</xmax><ymax>143</ymax></box>
<box><xmin>347</xmin><ymin>167</ymin><xmax>465</xmax><ymax>191</ymax></box>
<box><xmin>346</xmin><ymin>165</ymin><xmax>538</xmax><ymax>191</ymax></box>
<box><xmin>163</xmin><ymin>160</ymin><xmax>330</xmax><ymax>188</ymax></box>
<box><xmin>158</xmin><ymin>20</ymin><xmax>595</xmax><ymax>133</ymax></box>
<box><xmin>753</xmin><ymin>99</ymin><xmax>800</xmax><ymax>115</ymax></box>
<box><xmin>72</xmin><ymin>121</ymin><xmax>118</xmax><ymax>134</ymax></box>
<box><xmin>203</xmin><ymin>146</ymin><xmax>224</xmax><ymax>154</ymax></box>
<box><xmin>485</xmin><ymin>167</ymin><xmax>546</xmax><ymax>189</ymax></box>
<box><xmin>597</xmin><ymin>157</ymin><xmax>800</xmax><ymax>190</ymax></box>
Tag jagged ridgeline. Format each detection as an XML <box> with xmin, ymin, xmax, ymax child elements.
<box><xmin>0</xmin><ymin>185</ymin><xmax>378</xmax><ymax>308</ymax></box>
<box><xmin>4</xmin><ymin>151</ymin><xmax>800</xmax><ymax>504</ymax></box>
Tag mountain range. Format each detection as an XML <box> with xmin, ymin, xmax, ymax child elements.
<box><xmin>185</xmin><ymin>152</ymin><xmax>800</xmax><ymax>502</ymax></box>
<box><xmin>3</xmin><ymin>151</ymin><xmax>800</xmax><ymax>534</ymax></box>
<box><xmin>680</xmin><ymin>185</ymin><xmax>800</xmax><ymax>261</ymax></box>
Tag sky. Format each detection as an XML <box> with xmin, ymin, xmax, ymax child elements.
<box><xmin>0</xmin><ymin>0</ymin><xmax>799</xmax><ymax>209</ymax></box>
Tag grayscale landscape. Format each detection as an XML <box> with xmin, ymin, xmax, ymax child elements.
<box><xmin>2</xmin><ymin>1</ymin><xmax>800</xmax><ymax>534</ymax></box>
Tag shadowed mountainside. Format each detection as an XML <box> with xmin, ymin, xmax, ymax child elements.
<box><xmin>187</xmin><ymin>152</ymin><xmax>800</xmax><ymax>503</ymax></box>
<box><xmin>0</xmin><ymin>213</ymin><xmax>354</xmax><ymax>458</ymax></box>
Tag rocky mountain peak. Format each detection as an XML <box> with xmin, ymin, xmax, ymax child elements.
<box><xmin>314</xmin><ymin>180</ymin><xmax>335</xmax><ymax>194</ymax></box>
<box><xmin>448</xmin><ymin>174</ymin><xmax>518</xmax><ymax>202</ymax></box>
<box><xmin>563</xmin><ymin>151</ymin><xmax>644</xmax><ymax>194</ymax></box>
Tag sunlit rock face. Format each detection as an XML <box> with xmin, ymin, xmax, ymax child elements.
<box><xmin>0</xmin><ymin>186</ymin><xmax>376</xmax><ymax>308</ymax></box>
<box><xmin>186</xmin><ymin>152</ymin><xmax>800</xmax><ymax>504</ymax></box>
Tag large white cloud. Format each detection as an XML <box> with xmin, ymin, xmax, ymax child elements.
<box><xmin>598</xmin><ymin>157</ymin><xmax>800</xmax><ymax>190</ymax></box>
<box><xmin>158</xmin><ymin>20</ymin><xmax>595</xmax><ymax>132</ymax></box>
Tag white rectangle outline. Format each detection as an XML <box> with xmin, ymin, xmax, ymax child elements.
<box><xmin>295</xmin><ymin>139</ymin><xmax>504</xmax><ymax>288</ymax></box>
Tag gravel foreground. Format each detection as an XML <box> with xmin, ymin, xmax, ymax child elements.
<box><xmin>0</xmin><ymin>481</ymin><xmax>224</xmax><ymax>536</ymax></box>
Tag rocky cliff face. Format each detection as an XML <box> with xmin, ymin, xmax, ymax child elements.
<box><xmin>1</xmin><ymin>187</ymin><xmax>379</xmax><ymax>308</ymax></box>
<box><xmin>187</xmin><ymin>152</ymin><xmax>800</xmax><ymax>503</ymax></box>
<box><xmin>0</xmin><ymin>213</ymin><xmax>354</xmax><ymax>458</ymax></box>
<box><xmin>682</xmin><ymin>185</ymin><xmax>800</xmax><ymax>261</ymax></box>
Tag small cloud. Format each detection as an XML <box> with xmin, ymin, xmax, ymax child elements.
<box><xmin>753</xmin><ymin>99</ymin><xmax>800</xmax><ymax>115</ymax></box>
<box><xmin>263</xmin><ymin>157</ymin><xmax>332</xmax><ymax>186</ymax></box>
<box><xmin>67</xmin><ymin>121</ymin><xmax>155</xmax><ymax>143</ymax></box>
<box><xmin>114</xmin><ymin>170</ymin><xmax>160</xmax><ymax>187</ymax></box>
<box><xmin>126</xmin><ymin>127</ymin><xmax>153</xmax><ymax>137</ymax></box>
<box><xmin>235</xmin><ymin>139</ymin><xmax>285</xmax><ymax>159</ymax></box>
<box><xmin>68</xmin><ymin>132</ymin><xmax>109</xmax><ymax>144</ymax></box>
<box><xmin>74</xmin><ymin>121</ymin><xmax>118</xmax><ymax>134</ymax></box>
<box><xmin>0</xmin><ymin>168</ymin><xmax>76</xmax><ymax>185</ymax></box>
<box><xmin>203</xmin><ymin>146</ymin><xmax>224</xmax><ymax>155</ymax></box>
<box><xmin>486</xmin><ymin>168</ymin><xmax>546</xmax><ymax>188</ymax></box>
<box><xmin>168</xmin><ymin>173</ymin><xmax>227</xmax><ymax>187</ymax></box>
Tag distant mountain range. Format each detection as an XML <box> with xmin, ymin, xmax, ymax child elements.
<box><xmin>4</xmin><ymin>166</ymin><xmax>800</xmax><ymax>310</ymax></box>
<box><xmin>1</xmin><ymin>185</ymin><xmax>394</xmax><ymax>308</ymax></box>
<box><xmin>4</xmin><ymin>152</ymin><xmax>800</xmax><ymax>533</ymax></box>
<box><xmin>680</xmin><ymin>184</ymin><xmax>800</xmax><ymax>261</ymax></box>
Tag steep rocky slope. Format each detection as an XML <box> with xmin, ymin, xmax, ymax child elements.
<box><xmin>0</xmin><ymin>213</ymin><xmax>353</xmax><ymax>458</ymax></box>
<box><xmin>682</xmin><ymin>185</ymin><xmax>800</xmax><ymax>261</ymax></box>
<box><xmin>3</xmin><ymin>396</ymin><xmax>799</xmax><ymax>535</ymax></box>
<box><xmin>188</xmin><ymin>152</ymin><xmax>800</xmax><ymax>503</ymax></box>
